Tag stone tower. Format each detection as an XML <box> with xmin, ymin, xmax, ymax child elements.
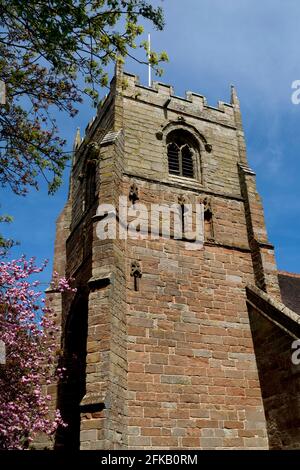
<box><xmin>46</xmin><ymin>64</ymin><xmax>300</xmax><ymax>450</ymax></box>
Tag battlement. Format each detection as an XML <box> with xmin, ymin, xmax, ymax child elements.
<box><xmin>118</xmin><ymin>71</ymin><xmax>236</xmax><ymax>127</ymax></box>
<box><xmin>75</xmin><ymin>68</ymin><xmax>240</xmax><ymax>153</ymax></box>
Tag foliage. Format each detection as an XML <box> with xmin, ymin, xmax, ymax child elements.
<box><xmin>0</xmin><ymin>214</ymin><xmax>16</xmax><ymax>253</ymax></box>
<box><xmin>0</xmin><ymin>256</ymin><xmax>75</xmax><ymax>449</ymax></box>
<box><xmin>0</xmin><ymin>0</ymin><xmax>167</xmax><ymax>195</ymax></box>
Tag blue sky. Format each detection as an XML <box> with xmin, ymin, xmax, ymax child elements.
<box><xmin>2</xmin><ymin>0</ymin><xmax>300</xmax><ymax>284</ymax></box>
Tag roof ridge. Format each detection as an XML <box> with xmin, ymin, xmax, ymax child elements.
<box><xmin>278</xmin><ymin>270</ymin><xmax>300</xmax><ymax>279</ymax></box>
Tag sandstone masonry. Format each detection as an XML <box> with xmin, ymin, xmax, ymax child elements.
<box><xmin>42</xmin><ymin>64</ymin><xmax>300</xmax><ymax>450</ymax></box>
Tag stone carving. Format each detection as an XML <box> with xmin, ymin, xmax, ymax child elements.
<box><xmin>130</xmin><ymin>260</ymin><xmax>142</xmax><ymax>291</ymax></box>
<box><xmin>203</xmin><ymin>197</ymin><xmax>212</xmax><ymax>218</ymax></box>
<box><xmin>78</xmin><ymin>142</ymin><xmax>99</xmax><ymax>182</ymax></box>
<box><xmin>205</xmin><ymin>143</ymin><xmax>212</xmax><ymax>153</ymax></box>
<box><xmin>202</xmin><ymin>197</ymin><xmax>214</xmax><ymax>240</ymax></box>
<box><xmin>178</xmin><ymin>195</ymin><xmax>186</xmax><ymax>206</ymax></box>
<box><xmin>87</xmin><ymin>141</ymin><xmax>100</xmax><ymax>164</ymax></box>
<box><xmin>178</xmin><ymin>195</ymin><xmax>186</xmax><ymax>236</ymax></box>
<box><xmin>129</xmin><ymin>183</ymin><xmax>139</xmax><ymax>204</ymax></box>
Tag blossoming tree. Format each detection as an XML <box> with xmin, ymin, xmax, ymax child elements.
<box><xmin>0</xmin><ymin>256</ymin><xmax>74</xmax><ymax>449</ymax></box>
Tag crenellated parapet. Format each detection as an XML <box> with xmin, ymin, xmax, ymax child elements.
<box><xmin>116</xmin><ymin>71</ymin><xmax>236</xmax><ymax>129</ymax></box>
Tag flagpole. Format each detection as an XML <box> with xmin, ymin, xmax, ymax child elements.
<box><xmin>148</xmin><ymin>33</ymin><xmax>151</xmax><ymax>87</ymax></box>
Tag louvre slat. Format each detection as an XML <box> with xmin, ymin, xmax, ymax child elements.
<box><xmin>168</xmin><ymin>141</ymin><xmax>194</xmax><ymax>178</ymax></box>
<box><xmin>182</xmin><ymin>145</ymin><xmax>194</xmax><ymax>178</ymax></box>
<box><xmin>168</xmin><ymin>143</ymin><xmax>180</xmax><ymax>175</ymax></box>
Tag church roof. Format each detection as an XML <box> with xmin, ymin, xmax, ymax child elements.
<box><xmin>278</xmin><ymin>271</ymin><xmax>300</xmax><ymax>315</ymax></box>
<box><xmin>246</xmin><ymin>284</ymin><xmax>300</xmax><ymax>339</ymax></box>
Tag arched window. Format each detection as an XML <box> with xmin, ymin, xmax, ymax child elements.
<box><xmin>167</xmin><ymin>130</ymin><xmax>198</xmax><ymax>179</ymax></box>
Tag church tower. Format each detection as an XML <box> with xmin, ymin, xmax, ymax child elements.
<box><xmin>45</xmin><ymin>64</ymin><xmax>300</xmax><ymax>450</ymax></box>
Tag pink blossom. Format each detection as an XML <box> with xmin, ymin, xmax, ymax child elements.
<box><xmin>0</xmin><ymin>256</ymin><xmax>73</xmax><ymax>449</ymax></box>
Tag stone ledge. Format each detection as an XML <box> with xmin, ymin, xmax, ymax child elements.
<box><xmin>123</xmin><ymin>173</ymin><xmax>244</xmax><ymax>202</ymax></box>
<box><xmin>238</xmin><ymin>163</ymin><xmax>256</xmax><ymax>176</ymax></box>
<box><xmin>88</xmin><ymin>273</ymin><xmax>112</xmax><ymax>291</ymax></box>
<box><xmin>100</xmin><ymin>130</ymin><xmax>122</xmax><ymax>147</ymax></box>
<box><xmin>205</xmin><ymin>240</ymin><xmax>250</xmax><ymax>253</ymax></box>
<box><xmin>80</xmin><ymin>392</ymin><xmax>106</xmax><ymax>412</ymax></box>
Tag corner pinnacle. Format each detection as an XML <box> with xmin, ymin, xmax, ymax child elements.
<box><xmin>230</xmin><ymin>84</ymin><xmax>240</xmax><ymax>106</ymax></box>
<box><xmin>73</xmin><ymin>127</ymin><xmax>81</xmax><ymax>151</ymax></box>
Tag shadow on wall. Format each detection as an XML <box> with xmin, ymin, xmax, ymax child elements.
<box><xmin>55</xmin><ymin>294</ymin><xmax>88</xmax><ymax>450</ymax></box>
<box><xmin>248</xmin><ymin>307</ymin><xmax>300</xmax><ymax>449</ymax></box>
